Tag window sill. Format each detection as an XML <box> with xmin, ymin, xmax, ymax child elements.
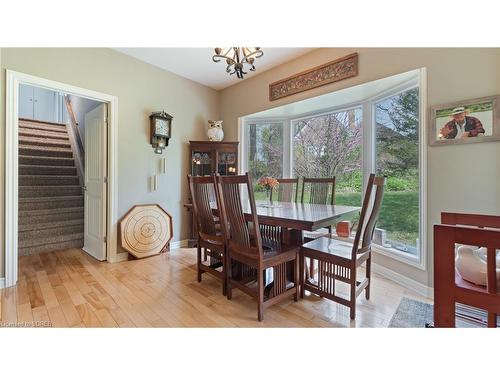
<box><xmin>329</xmin><ymin>233</ymin><xmax>426</xmax><ymax>271</ymax></box>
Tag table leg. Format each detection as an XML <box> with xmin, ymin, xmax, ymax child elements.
<box><xmin>186</xmin><ymin>206</ymin><xmax>198</xmax><ymax>248</ymax></box>
<box><xmin>284</xmin><ymin>228</ymin><xmax>303</xmax><ymax>283</ymax></box>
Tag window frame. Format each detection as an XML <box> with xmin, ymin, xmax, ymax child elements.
<box><xmin>366</xmin><ymin>78</ymin><xmax>427</xmax><ymax>270</ymax></box>
<box><xmin>239</xmin><ymin>70</ymin><xmax>427</xmax><ymax>270</ymax></box>
<box><xmin>240</xmin><ymin>117</ymin><xmax>288</xmax><ymax>179</ymax></box>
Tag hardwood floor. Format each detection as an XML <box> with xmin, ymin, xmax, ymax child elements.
<box><xmin>1</xmin><ymin>247</ymin><xmax>430</xmax><ymax>327</ymax></box>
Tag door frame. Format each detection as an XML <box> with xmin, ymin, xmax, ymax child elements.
<box><xmin>4</xmin><ymin>70</ymin><xmax>122</xmax><ymax>288</ymax></box>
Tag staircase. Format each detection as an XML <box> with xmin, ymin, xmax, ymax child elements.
<box><xmin>18</xmin><ymin>118</ymin><xmax>84</xmax><ymax>256</ymax></box>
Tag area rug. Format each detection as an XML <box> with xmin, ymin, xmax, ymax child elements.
<box><xmin>389</xmin><ymin>297</ymin><xmax>433</xmax><ymax>328</ymax></box>
<box><xmin>388</xmin><ymin>297</ymin><xmax>499</xmax><ymax>328</ymax></box>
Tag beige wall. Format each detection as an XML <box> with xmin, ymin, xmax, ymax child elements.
<box><xmin>220</xmin><ymin>48</ymin><xmax>500</xmax><ymax>287</ymax></box>
<box><xmin>0</xmin><ymin>47</ymin><xmax>4</xmax><ymax>279</ymax></box>
<box><xmin>0</xmin><ymin>48</ymin><xmax>220</xmax><ymax>278</ymax></box>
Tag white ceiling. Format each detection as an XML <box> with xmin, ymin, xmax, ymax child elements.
<box><xmin>113</xmin><ymin>48</ymin><xmax>315</xmax><ymax>90</ymax></box>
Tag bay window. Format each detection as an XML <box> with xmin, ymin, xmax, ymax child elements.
<box><xmin>241</xmin><ymin>78</ymin><xmax>424</xmax><ymax>267</ymax></box>
<box><xmin>292</xmin><ymin>108</ymin><xmax>363</xmax><ymax>206</ymax></box>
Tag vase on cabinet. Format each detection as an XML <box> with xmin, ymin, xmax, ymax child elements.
<box><xmin>207</xmin><ymin>120</ymin><xmax>224</xmax><ymax>142</ymax></box>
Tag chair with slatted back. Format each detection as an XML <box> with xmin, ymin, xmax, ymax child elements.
<box><xmin>301</xmin><ymin>177</ymin><xmax>336</xmax><ymax>206</ymax></box>
<box><xmin>270</xmin><ymin>178</ymin><xmax>299</xmax><ymax>203</ymax></box>
<box><xmin>301</xmin><ymin>177</ymin><xmax>337</xmax><ymax>276</ymax></box>
<box><xmin>300</xmin><ymin>174</ymin><xmax>386</xmax><ymax>319</ymax></box>
<box><xmin>188</xmin><ymin>174</ymin><xmax>227</xmax><ymax>295</ymax></box>
<box><xmin>215</xmin><ymin>173</ymin><xmax>300</xmax><ymax>321</ymax></box>
<box><xmin>301</xmin><ymin>177</ymin><xmax>336</xmax><ymax>237</ymax></box>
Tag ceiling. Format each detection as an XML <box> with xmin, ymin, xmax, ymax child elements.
<box><xmin>114</xmin><ymin>48</ymin><xmax>315</xmax><ymax>90</ymax></box>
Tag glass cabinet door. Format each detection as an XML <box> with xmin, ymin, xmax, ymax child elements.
<box><xmin>191</xmin><ymin>151</ymin><xmax>213</xmax><ymax>176</ymax></box>
<box><xmin>217</xmin><ymin>152</ymin><xmax>237</xmax><ymax>175</ymax></box>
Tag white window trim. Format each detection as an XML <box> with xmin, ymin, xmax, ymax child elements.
<box><xmin>238</xmin><ymin>68</ymin><xmax>427</xmax><ymax>271</ymax></box>
<box><xmin>367</xmin><ymin>70</ymin><xmax>427</xmax><ymax>270</ymax></box>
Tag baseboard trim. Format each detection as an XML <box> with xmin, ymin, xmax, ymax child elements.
<box><xmin>0</xmin><ymin>277</ymin><xmax>5</xmax><ymax>289</ymax></box>
<box><xmin>113</xmin><ymin>252</ymin><xmax>129</xmax><ymax>263</ymax></box>
<box><xmin>170</xmin><ymin>239</ymin><xmax>189</xmax><ymax>250</ymax></box>
<box><xmin>109</xmin><ymin>240</ymin><xmax>189</xmax><ymax>264</ymax></box>
<box><xmin>372</xmin><ymin>262</ymin><xmax>434</xmax><ymax>299</ymax></box>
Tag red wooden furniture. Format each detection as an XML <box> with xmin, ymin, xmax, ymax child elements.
<box><xmin>434</xmin><ymin>212</ymin><xmax>500</xmax><ymax>327</ymax></box>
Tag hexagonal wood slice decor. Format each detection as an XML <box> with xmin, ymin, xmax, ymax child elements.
<box><xmin>120</xmin><ymin>204</ymin><xmax>173</xmax><ymax>258</ymax></box>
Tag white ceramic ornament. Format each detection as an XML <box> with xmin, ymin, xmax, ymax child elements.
<box><xmin>207</xmin><ymin>120</ymin><xmax>224</xmax><ymax>142</ymax></box>
<box><xmin>455</xmin><ymin>245</ymin><xmax>500</xmax><ymax>286</ymax></box>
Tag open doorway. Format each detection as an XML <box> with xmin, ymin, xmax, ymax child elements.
<box><xmin>5</xmin><ymin>70</ymin><xmax>120</xmax><ymax>288</ymax></box>
<box><xmin>18</xmin><ymin>84</ymin><xmax>105</xmax><ymax>260</ymax></box>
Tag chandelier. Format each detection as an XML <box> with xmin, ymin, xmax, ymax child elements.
<box><xmin>212</xmin><ymin>47</ymin><xmax>264</xmax><ymax>79</ymax></box>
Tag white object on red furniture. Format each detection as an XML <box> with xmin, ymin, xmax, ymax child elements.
<box><xmin>455</xmin><ymin>245</ymin><xmax>500</xmax><ymax>286</ymax></box>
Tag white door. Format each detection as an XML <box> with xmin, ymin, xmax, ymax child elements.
<box><xmin>83</xmin><ymin>103</ymin><xmax>107</xmax><ymax>260</ymax></box>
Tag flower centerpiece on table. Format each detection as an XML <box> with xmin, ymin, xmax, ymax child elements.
<box><xmin>257</xmin><ymin>176</ymin><xmax>279</xmax><ymax>204</ymax></box>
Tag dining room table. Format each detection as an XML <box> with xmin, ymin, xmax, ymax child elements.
<box><xmin>211</xmin><ymin>199</ymin><xmax>360</xmax><ymax>292</ymax></box>
<box><xmin>249</xmin><ymin>200</ymin><xmax>360</xmax><ymax>245</ymax></box>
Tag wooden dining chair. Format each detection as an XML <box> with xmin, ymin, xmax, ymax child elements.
<box><xmin>188</xmin><ymin>174</ymin><xmax>227</xmax><ymax>296</ymax></box>
<box><xmin>301</xmin><ymin>177</ymin><xmax>337</xmax><ymax>276</ymax></box>
<box><xmin>301</xmin><ymin>177</ymin><xmax>336</xmax><ymax>206</ymax></box>
<box><xmin>301</xmin><ymin>177</ymin><xmax>336</xmax><ymax>237</ymax></box>
<box><xmin>270</xmin><ymin>178</ymin><xmax>299</xmax><ymax>203</ymax></box>
<box><xmin>300</xmin><ymin>173</ymin><xmax>386</xmax><ymax>319</ymax></box>
<box><xmin>215</xmin><ymin>173</ymin><xmax>300</xmax><ymax>321</ymax></box>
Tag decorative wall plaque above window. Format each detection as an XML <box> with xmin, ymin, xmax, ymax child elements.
<box><xmin>269</xmin><ymin>53</ymin><xmax>358</xmax><ymax>101</ymax></box>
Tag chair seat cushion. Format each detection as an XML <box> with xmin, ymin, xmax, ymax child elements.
<box><xmin>303</xmin><ymin>228</ymin><xmax>330</xmax><ymax>240</ymax></box>
<box><xmin>302</xmin><ymin>236</ymin><xmax>359</xmax><ymax>260</ymax></box>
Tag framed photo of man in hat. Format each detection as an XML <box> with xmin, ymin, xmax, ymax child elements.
<box><xmin>430</xmin><ymin>95</ymin><xmax>500</xmax><ymax>145</ymax></box>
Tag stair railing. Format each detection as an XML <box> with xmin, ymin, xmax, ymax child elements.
<box><xmin>64</xmin><ymin>96</ymin><xmax>85</xmax><ymax>186</ymax></box>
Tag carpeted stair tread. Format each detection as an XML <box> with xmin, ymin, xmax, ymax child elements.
<box><xmin>19</xmin><ymin>219</ymin><xmax>83</xmax><ymax>232</ymax></box>
<box><xmin>19</xmin><ymin>232</ymin><xmax>83</xmax><ymax>248</ymax></box>
<box><xmin>19</xmin><ymin>155</ymin><xmax>75</xmax><ymax>167</ymax></box>
<box><xmin>18</xmin><ymin>118</ymin><xmax>84</xmax><ymax>254</ymax></box>
<box><xmin>19</xmin><ymin>144</ymin><xmax>73</xmax><ymax>158</ymax></box>
<box><xmin>19</xmin><ymin>208</ymin><xmax>83</xmax><ymax>225</ymax></box>
<box><xmin>19</xmin><ymin>223</ymin><xmax>83</xmax><ymax>242</ymax></box>
<box><xmin>19</xmin><ymin>164</ymin><xmax>77</xmax><ymax>176</ymax></box>
<box><xmin>19</xmin><ymin>135</ymin><xmax>72</xmax><ymax>148</ymax></box>
<box><xmin>19</xmin><ymin>128</ymin><xmax>70</xmax><ymax>140</ymax></box>
<box><xmin>19</xmin><ymin>239</ymin><xmax>84</xmax><ymax>256</ymax></box>
<box><xmin>19</xmin><ymin>206</ymin><xmax>84</xmax><ymax>217</ymax></box>
<box><xmin>20</xmin><ymin>239</ymin><xmax>84</xmax><ymax>256</ymax></box>
<box><xmin>19</xmin><ymin>221</ymin><xmax>83</xmax><ymax>239</ymax></box>
<box><xmin>19</xmin><ymin>195</ymin><xmax>83</xmax><ymax>203</ymax></box>
<box><xmin>19</xmin><ymin>119</ymin><xmax>67</xmax><ymax>132</ymax></box>
<box><xmin>19</xmin><ymin>195</ymin><xmax>83</xmax><ymax>210</ymax></box>
<box><xmin>20</xmin><ymin>185</ymin><xmax>82</xmax><ymax>198</ymax></box>
<box><xmin>19</xmin><ymin>175</ymin><xmax>80</xmax><ymax>186</ymax></box>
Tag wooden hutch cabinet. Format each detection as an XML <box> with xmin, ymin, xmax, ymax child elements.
<box><xmin>185</xmin><ymin>141</ymin><xmax>239</xmax><ymax>246</ymax></box>
<box><xmin>189</xmin><ymin>141</ymin><xmax>239</xmax><ymax>176</ymax></box>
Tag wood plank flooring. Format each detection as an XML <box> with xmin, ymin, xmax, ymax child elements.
<box><xmin>0</xmin><ymin>247</ymin><xmax>431</xmax><ymax>327</ymax></box>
